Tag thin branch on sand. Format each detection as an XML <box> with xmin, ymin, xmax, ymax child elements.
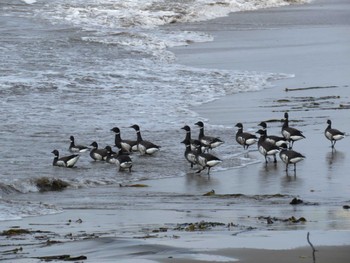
<box><xmin>285</xmin><ymin>85</ymin><xmax>337</xmax><ymax>92</ymax></box>
<box><xmin>307</xmin><ymin>232</ymin><xmax>317</xmax><ymax>263</ymax></box>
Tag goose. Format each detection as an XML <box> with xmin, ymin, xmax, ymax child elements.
<box><xmin>52</xmin><ymin>149</ymin><xmax>80</xmax><ymax>168</ymax></box>
<box><xmin>325</xmin><ymin>119</ymin><xmax>345</xmax><ymax>148</ymax></box>
<box><xmin>105</xmin><ymin>146</ymin><xmax>119</xmax><ymax>164</ymax></box>
<box><xmin>279</xmin><ymin>143</ymin><xmax>305</xmax><ymax>172</ymax></box>
<box><xmin>181</xmin><ymin>139</ymin><xmax>199</xmax><ymax>168</ymax></box>
<box><xmin>194</xmin><ymin>121</ymin><xmax>224</xmax><ymax>151</ymax></box>
<box><xmin>130</xmin><ymin>124</ymin><xmax>160</xmax><ymax>155</ymax></box>
<box><xmin>69</xmin><ymin>136</ymin><xmax>89</xmax><ymax>153</ymax></box>
<box><xmin>110</xmin><ymin>127</ymin><xmax>138</xmax><ymax>153</ymax></box>
<box><xmin>89</xmin><ymin>141</ymin><xmax>108</xmax><ymax>161</ymax></box>
<box><xmin>181</xmin><ymin>125</ymin><xmax>202</xmax><ymax>152</ymax></box>
<box><xmin>281</xmin><ymin>112</ymin><xmax>305</xmax><ymax>149</ymax></box>
<box><xmin>235</xmin><ymin>123</ymin><xmax>258</xmax><ymax>150</ymax></box>
<box><xmin>115</xmin><ymin>154</ymin><xmax>133</xmax><ymax>172</ymax></box>
<box><xmin>258</xmin><ymin>121</ymin><xmax>287</xmax><ymax>147</ymax></box>
<box><xmin>104</xmin><ymin>145</ymin><xmax>117</xmax><ymax>154</ymax></box>
<box><xmin>195</xmin><ymin>144</ymin><xmax>222</xmax><ymax>175</ymax></box>
<box><xmin>256</xmin><ymin>129</ymin><xmax>280</xmax><ymax>164</ymax></box>
<box><xmin>105</xmin><ymin>146</ymin><xmax>133</xmax><ymax>171</ymax></box>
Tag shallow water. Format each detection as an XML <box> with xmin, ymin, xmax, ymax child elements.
<box><xmin>0</xmin><ymin>0</ymin><xmax>303</xmax><ymax>220</ymax></box>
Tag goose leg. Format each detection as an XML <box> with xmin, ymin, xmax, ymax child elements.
<box><xmin>196</xmin><ymin>167</ymin><xmax>205</xmax><ymax>174</ymax></box>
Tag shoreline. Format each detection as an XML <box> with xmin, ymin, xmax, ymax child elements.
<box><xmin>169</xmin><ymin>0</ymin><xmax>350</xmax><ymax>125</ymax></box>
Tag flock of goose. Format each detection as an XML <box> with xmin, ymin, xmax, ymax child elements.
<box><xmin>181</xmin><ymin>112</ymin><xmax>345</xmax><ymax>175</ymax></box>
<box><xmin>51</xmin><ymin>112</ymin><xmax>345</xmax><ymax>176</ymax></box>
<box><xmin>51</xmin><ymin>124</ymin><xmax>160</xmax><ymax>171</ymax></box>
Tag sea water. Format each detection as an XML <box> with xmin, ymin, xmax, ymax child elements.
<box><xmin>1</xmin><ymin>0</ymin><xmax>308</xmax><ymax>221</ymax></box>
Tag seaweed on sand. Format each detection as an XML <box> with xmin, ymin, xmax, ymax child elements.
<box><xmin>174</xmin><ymin>221</ymin><xmax>226</xmax><ymax>231</ymax></box>
<box><xmin>35</xmin><ymin>177</ymin><xmax>69</xmax><ymax>192</ymax></box>
<box><xmin>258</xmin><ymin>216</ymin><xmax>307</xmax><ymax>224</ymax></box>
<box><xmin>1</xmin><ymin>228</ymin><xmax>31</xmax><ymax>236</ymax></box>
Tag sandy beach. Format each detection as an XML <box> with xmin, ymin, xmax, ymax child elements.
<box><xmin>1</xmin><ymin>0</ymin><xmax>350</xmax><ymax>262</ymax></box>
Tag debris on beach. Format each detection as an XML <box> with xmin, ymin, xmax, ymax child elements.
<box><xmin>134</xmin><ymin>234</ymin><xmax>159</xmax><ymax>239</ymax></box>
<box><xmin>64</xmin><ymin>232</ymin><xmax>98</xmax><ymax>241</ymax></box>
<box><xmin>35</xmin><ymin>255</ymin><xmax>87</xmax><ymax>261</ymax></box>
<box><xmin>1</xmin><ymin>247</ymin><xmax>23</xmax><ymax>255</ymax></box>
<box><xmin>152</xmin><ymin>227</ymin><xmax>168</xmax><ymax>233</ymax></box>
<box><xmin>276</xmin><ymin>99</ymin><xmax>291</xmax><ymax>103</ymax></box>
<box><xmin>288</xmin><ymin>216</ymin><xmax>307</xmax><ymax>223</ymax></box>
<box><xmin>203</xmin><ymin>189</ymin><xmax>215</xmax><ymax>196</ymax></box>
<box><xmin>35</xmin><ymin>177</ymin><xmax>69</xmax><ymax>192</ymax></box>
<box><xmin>119</xmin><ymin>183</ymin><xmax>149</xmax><ymax>187</ymax></box>
<box><xmin>202</xmin><ymin>192</ymin><xmax>291</xmax><ymax>201</ymax></box>
<box><xmin>66</xmin><ymin>218</ymin><xmax>83</xmax><ymax>225</ymax></box>
<box><xmin>290</xmin><ymin>197</ymin><xmax>303</xmax><ymax>205</ymax></box>
<box><xmin>270</xmin><ymin>93</ymin><xmax>346</xmax><ymax>112</ymax></box>
<box><xmin>258</xmin><ymin>216</ymin><xmax>307</xmax><ymax>225</ymax></box>
<box><xmin>289</xmin><ymin>198</ymin><xmax>319</xmax><ymax>206</ymax></box>
<box><xmin>284</xmin><ymin>85</ymin><xmax>338</xmax><ymax>92</ymax></box>
<box><xmin>174</xmin><ymin>221</ymin><xmax>226</xmax><ymax>232</ymax></box>
<box><xmin>1</xmin><ymin>228</ymin><xmax>31</xmax><ymax>236</ymax></box>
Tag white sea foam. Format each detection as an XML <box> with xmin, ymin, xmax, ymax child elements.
<box><xmin>35</xmin><ymin>0</ymin><xmax>308</xmax><ymax>61</ymax></box>
<box><xmin>41</xmin><ymin>0</ymin><xmax>309</xmax><ymax>29</ymax></box>
<box><xmin>21</xmin><ymin>0</ymin><xmax>37</xmax><ymax>4</ymax></box>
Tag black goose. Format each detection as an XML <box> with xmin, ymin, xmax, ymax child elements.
<box><xmin>281</xmin><ymin>112</ymin><xmax>305</xmax><ymax>149</ymax></box>
<box><xmin>89</xmin><ymin>141</ymin><xmax>108</xmax><ymax>161</ymax></box>
<box><xmin>279</xmin><ymin>143</ymin><xmax>305</xmax><ymax>172</ymax></box>
<box><xmin>195</xmin><ymin>144</ymin><xmax>222</xmax><ymax>175</ymax></box>
<box><xmin>256</xmin><ymin>129</ymin><xmax>280</xmax><ymax>164</ymax></box>
<box><xmin>235</xmin><ymin>123</ymin><xmax>258</xmax><ymax>150</ymax></box>
<box><xmin>105</xmin><ymin>146</ymin><xmax>119</xmax><ymax>164</ymax></box>
<box><xmin>130</xmin><ymin>124</ymin><xmax>160</xmax><ymax>155</ymax></box>
<box><xmin>115</xmin><ymin>154</ymin><xmax>133</xmax><ymax>172</ymax></box>
<box><xmin>181</xmin><ymin>125</ymin><xmax>202</xmax><ymax>152</ymax></box>
<box><xmin>194</xmin><ymin>121</ymin><xmax>224</xmax><ymax>151</ymax></box>
<box><xmin>111</xmin><ymin>127</ymin><xmax>138</xmax><ymax>153</ymax></box>
<box><xmin>325</xmin><ymin>119</ymin><xmax>345</xmax><ymax>148</ymax></box>
<box><xmin>52</xmin><ymin>149</ymin><xmax>80</xmax><ymax>168</ymax></box>
<box><xmin>258</xmin><ymin>121</ymin><xmax>287</xmax><ymax>147</ymax></box>
<box><xmin>181</xmin><ymin>139</ymin><xmax>199</xmax><ymax>168</ymax></box>
<box><xmin>105</xmin><ymin>146</ymin><xmax>133</xmax><ymax>171</ymax></box>
<box><xmin>69</xmin><ymin>136</ymin><xmax>89</xmax><ymax>153</ymax></box>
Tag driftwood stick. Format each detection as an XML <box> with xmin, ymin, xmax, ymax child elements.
<box><xmin>307</xmin><ymin>232</ymin><xmax>317</xmax><ymax>263</ymax></box>
<box><xmin>307</xmin><ymin>232</ymin><xmax>316</xmax><ymax>252</ymax></box>
<box><xmin>285</xmin><ymin>85</ymin><xmax>337</xmax><ymax>92</ymax></box>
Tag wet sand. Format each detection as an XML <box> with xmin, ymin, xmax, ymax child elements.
<box><xmin>160</xmin><ymin>246</ymin><xmax>350</xmax><ymax>263</ymax></box>
<box><xmin>1</xmin><ymin>0</ymin><xmax>350</xmax><ymax>262</ymax></box>
<box><xmin>165</xmin><ymin>0</ymin><xmax>350</xmax><ymax>261</ymax></box>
